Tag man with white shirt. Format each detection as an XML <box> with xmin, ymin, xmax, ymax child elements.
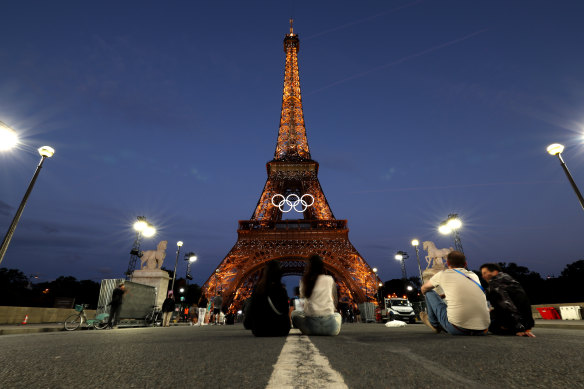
<box><xmin>420</xmin><ymin>251</ymin><xmax>490</xmax><ymax>335</ymax></box>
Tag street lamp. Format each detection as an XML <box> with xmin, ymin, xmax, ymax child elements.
<box><xmin>184</xmin><ymin>251</ymin><xmax>197</xmax><ymax>282</ymax></box>
<box><xmin>411</xmin><ymin>239</ymin><xmax>423</xmax><ymax>284</ymax></box>
<box><xmin>0</xmin><ymin>145</ymin><xmax>55</xmax><ymax>265</ymax></box>
<box><xmin>214</xmin><ymin>268</ymin><xmax>221</xmax><ymax>295</ymax></box>
<box><xmin>395</xmin><ymin>251</ymin><xmax>408</xmax><ymax>281</ymax></box>
<box><xmin>126</xmin><ymin>216</ymin><xmax>156</xmax><ymax>279</ymax></box>
<box><xmin>0</xmin><ymin>121</ymin><xmax>18</xmax><ymax>150</ymax></box>
<box><xmin>439</xmin><ymin>214</ymin><xmax>464</xmax><ymax>253</ymax></box>
<box><xmin>547</xmin><ymin>143</ymin><xmax>584</xmax><ymax>212</ymax></box>
<box><xmin>171</xmin><ymin>241</ymin><xmax>183</xmax><ymax>293</ymax></box>
<box><xmin>378</xmin><ymin>282</ymin><xmax>383</xmax><ymax>303</ymax></box>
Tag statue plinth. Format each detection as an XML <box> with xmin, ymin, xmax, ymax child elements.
<box><xmin>131</xmin><ymin>269</ymin><xmax>170</xmax><ymax>308</ymax></box>
<box><xmin>422</xmin><ymin>268</ymin><xmax>445</xmax><ymax>296</ymax></box>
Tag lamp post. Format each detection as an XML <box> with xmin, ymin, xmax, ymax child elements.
<box><xmin>171</xmin><ymin>241</ymin><xmax>183</xmax><ymax>293</ymax></box>
<box><xmin>547</xmin><ymin>143</ymin><xmax>584</xmax><ymax>212</ymax></box>
<box><xmin>372</xmin><ymin>267</ymin><xmax>378</xmax><ymax>302</ymax></box>
<box><xmin>0</xmin><ymin>145</ymin><xmax>55</xmax><ymax>265</ymax></box>
<box><xmin>215</xmin><ymin>269</ymin><xmax>220</xmax><ymax>295</ymax></box>
<box><xmin>411</xmin><ymin>239</ymin><xmax>423</xmax><ymax>284</ymax></box>
<box><xmin>126</xmin><ymin>216</ymin><xmax>156</xmax><ymax>279</ymax></box>
<box><xmin>184</xmin><ymin>252</ymin><xmax>197</xmax><ymax>284</ymax></box>
<box><xmin>439</xmin><ymin>214</ymin><xmax>464</xmax><ymax>253</ymax></box>
<box><xmin>395</xmin><ymin>251</ymin><xmax>408</xmax><ymax>281</ymax></box>
<box><xmin>378</xmin><ymin>282</ymin><xmax>383</xmax><ymax>304</ymax></box>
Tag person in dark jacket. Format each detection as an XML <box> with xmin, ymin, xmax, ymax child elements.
<box><xmin>480</xmin><ymin>263</ymin><xmax>535</xmax><ymax>337</ymax></box>
<box><xmin>244</xmin><ymin>260</ymin><xmax>291</xmax><ymax>337</ymax></box>
<box><xmin>107</xmin><ymin>282</ymin><xmax>126</xmax><ymax>329</ymax></box>
<box><xmin>161</xmin><ymin>293</ymin><xmax>176</xmax><ymax>327</ymax></box>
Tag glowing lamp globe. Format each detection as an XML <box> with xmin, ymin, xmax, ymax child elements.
<box><xmin>411</xmin><ymin>239</ymin><xmax>419</xmax><ymax>246</ymax></box>
<box><xmin>546</xmin><ymin>143</ymin><xmax>565</xmax><ymax>156</ymax></box>
<box><xmin>133</xmin><ymin>220</ymin><xmax>147</xmax><ymax>232</ymax></box>
<box><xmin>177</xmin><ymin>241</ymin><xmax>183</xmax><ymax>247</ymax></box>
<box><xmin>38</xmin><ymin>146</ymin><xmax>55</xmax><ymax>158</ymax></box>
<box><xmin>0</xmin><ymin>123</ymin><xmax>18</xmax><ymax>151</ymax></box>
<box><xmin>395</xmin><ymin>254</ymin><xmax>403</xmax><ymax>261</ymax></box>
<box><xmin>447</xmin><ymin>218</ymin><xmax>462</xmax><ymax>229</ymax></box>
<box><xmin>142</xmin><ymin>225</ymin><xmax>156</xmax><ymax>237</ymax></box>
<box><xmin>438</xmin><ymin>224</ymin><xmax>451</xmax><ymax>235</ymax></box>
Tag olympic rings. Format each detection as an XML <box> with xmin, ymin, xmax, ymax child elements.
<box><xmin>271</xmin><ymin>193</ymin><xmax>315</xmax><ymax>213</ymax></box>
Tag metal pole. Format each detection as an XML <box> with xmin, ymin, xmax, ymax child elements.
<box><xmin>0</xmin><ymin>155</ymin><xmax>47</xmax><ymax>265</ymax></box>
<box><xmin>171</xmin><ymin>246</ymin><xmax>181</xmax><ymax>293</ymax></box>
<box><xmin>414</xmin><ymin>245</ymin><xmax>423</xmax><ymax>284</ymax></box>
<box><xmin>452</xmin><ymin>228</ymin><xmax>464</xmax><ymax>254</ymax></box>
<box><xmin>400</xmin><ymin>258</ymin><xmax>407</xmax><ymax>281</ymax></box>
<box><xmin>557</xmin><ymin>153</ymin><xmax>584</xmax><ymax>212</ymax></box>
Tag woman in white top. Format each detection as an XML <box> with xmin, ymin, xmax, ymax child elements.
<box><xmin>291</xmin><ymin>255</ymin><xmax>342</xmax><ymax>336</ymax></box>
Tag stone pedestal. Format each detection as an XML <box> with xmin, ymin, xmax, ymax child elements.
<box><xmin>131</xmin><ymin>269</ymin><xmax>170</xmax><ymax>308</ymax></box>
<box><xmin>422</xmin><ymin>268</ymin><xmax>444</xmax><ymax>296</ymax></box>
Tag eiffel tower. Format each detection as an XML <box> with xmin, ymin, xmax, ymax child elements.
<box><xmin>202</xmin><ymin>21</ymin><xmax>380</xmax><ymax>310</ymax></box>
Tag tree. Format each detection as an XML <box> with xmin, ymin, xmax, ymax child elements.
<box><xmin>561</xmin><ymin>259</ymin><xmax>584</xmax><ymax>279</ymax></box>
<box><xmin>0</xmin><ymin>268</ymin><xmax>32</xmax><ymax>306</ymax></box>
<box><xmin>557</xmin><ymin>259</ymin><xmax>584</xmax><ymax>302</ymax></box>
<box><xmin>496</xmin><ymin>262</ymin><xmax>547</xmax><ymax>304</ymax></box>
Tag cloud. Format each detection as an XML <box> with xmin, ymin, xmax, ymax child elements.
<box><xmin>190</xmin><ymin>167</ymin><xmax>206</xmax><ymax>181</ymax></box>
<box><xmin>381</xmin><ymin>167</ymin><xmax>396</xmax><ymax>181</ymax></box>
<box><xmin>0</xmin><ymin>200</ymin><xmax>13</xmax><ymax>216</ymax></box>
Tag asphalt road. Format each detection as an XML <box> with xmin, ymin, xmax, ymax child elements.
<box><xmin>1</xmin><ymin>323</ymin><xmax>583</xmax><ymax>389</ymax></box>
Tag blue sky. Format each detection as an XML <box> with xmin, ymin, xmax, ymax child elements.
<box><xmin>1</xmin><ymin>0</ymin><xmax>583</xmax><ymax>288</ymax></box>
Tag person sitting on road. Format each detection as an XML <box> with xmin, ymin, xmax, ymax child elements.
<box><xmin>420</xmin><ymin>251</ymin><xmax>490</xmax><ymax>335</ymax></box>
<box><xmin>291</xmin><ymin>255</ymin><xmax>342</xmax><ymax>336</ymax></box>
<box><xmin>480</xmin><ymin>263</ymin><xmax>535</xmax><ymax>337</ymax></box>
<box><xmin>244</xmin><ymin>260</ymin><xmax>291</xmax><ymax>337</ymax></box>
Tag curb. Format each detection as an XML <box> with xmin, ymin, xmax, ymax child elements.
<box><xmin>0</xmin><ymin>326</ymin><xmax>64</xmax><ymax>335</ymax></box>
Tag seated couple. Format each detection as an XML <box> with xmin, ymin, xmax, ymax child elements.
<box><xmin>244</xmin><ymin>255</ymin><xmax>341</xmax><ymax>337</ymax></box>
<box><xmin>420</xmin><ymin>251</ymin><xmax>534</xmax><ymax>337</ymax></box>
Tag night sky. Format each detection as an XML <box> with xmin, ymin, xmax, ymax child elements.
<box><xmin>1</xmin><ymin>1</ymin><xmax>583</xmax><ymax>290</ymax></box>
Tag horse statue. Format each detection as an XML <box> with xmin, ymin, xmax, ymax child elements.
<box><xmin>140</xmin><ymin>240</ymin><xmax>168</xmax><ymax>270</ymax></box>
<box><xmin>422</xmin><ymin>241</ymin><xmax>453</xmax><ymax>270</ymax></box>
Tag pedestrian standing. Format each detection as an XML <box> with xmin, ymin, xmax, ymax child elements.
<box><xmin>213</xmin><ymin>292</ymin><xmax>223</xmax><ymax>325</ymax></box>
<box><xmin>162</xmin><ymin>294</ymin><xmax>176</xmax><ymax>327</ymax></box>
<box><xmin>107</xmin><ymin>282</ymin><xmax>126</xmax><ymax>329</ymax></box>
<box><xmin>197</xmin><ymin>297</ymin><xmax>208</xmax><ymax>326</ymax></box>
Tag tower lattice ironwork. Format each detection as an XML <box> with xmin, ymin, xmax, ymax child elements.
<box><xmin>201</xmin><ymin>21</ymin><xmax>380</xmax><ymax>311</ymax></box>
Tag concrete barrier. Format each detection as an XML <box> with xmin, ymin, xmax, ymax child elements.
<box><xmin>0</xmin><ymin>306</ymin><xmax>96</xmax><ymax>324</ymax></box>
<box><xmin>531</xmin><ymin>303</ymin><xmax>584</xmax><ymax>319</ymax></box>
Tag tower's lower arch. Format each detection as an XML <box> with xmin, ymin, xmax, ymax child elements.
<box><xmin>201</xmin><ymin>221</ymin><xmax>380</xmax><ymax>312</ymax></box>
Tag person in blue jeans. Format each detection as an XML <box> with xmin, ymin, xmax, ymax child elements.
<box><xmin>420</xmin><ymin>251</ymin><xmax>490</xmax><ymax>335</ymax></box>
<box><xmin>291</xmin><ymin>255</ymin><xmax>341</xmax><ymax>336</ymax></box>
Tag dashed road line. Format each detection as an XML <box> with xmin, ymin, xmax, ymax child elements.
<box><xmin>267</xmin><ymin>329</ymin><xmax>348</xmax><ymax>389</ymax></box>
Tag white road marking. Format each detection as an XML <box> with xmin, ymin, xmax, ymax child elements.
<box><xmin>267</xmin><ymin>329</ymin><xmax>348</xmax><ymax>389</ymax></box>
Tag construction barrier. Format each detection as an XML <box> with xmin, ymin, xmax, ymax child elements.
<box><xmin>559</xmin><ymin>306</ymin><xmax>582</xmax><ymax>320</ymax></box>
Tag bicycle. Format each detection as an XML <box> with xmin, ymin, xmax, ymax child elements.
<box><xmin>144</xmin><ymin>305</ymin><xmax>162</xmax><ymax>327</ymax></box>
<box><xmin>64</xmin><ymin>304</ymin><xmax>110</xmax><ymax>331</ymax></box>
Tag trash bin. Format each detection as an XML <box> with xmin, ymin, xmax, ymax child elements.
<box><xmin>559</xmin><ymin>306</ymin><xmax>582</xmax><ymax>320</ymax></box>
<box><xmin>536</xmin><ymin>307</ymin><xmax>561</xmax><ymax>320</ymax></box>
